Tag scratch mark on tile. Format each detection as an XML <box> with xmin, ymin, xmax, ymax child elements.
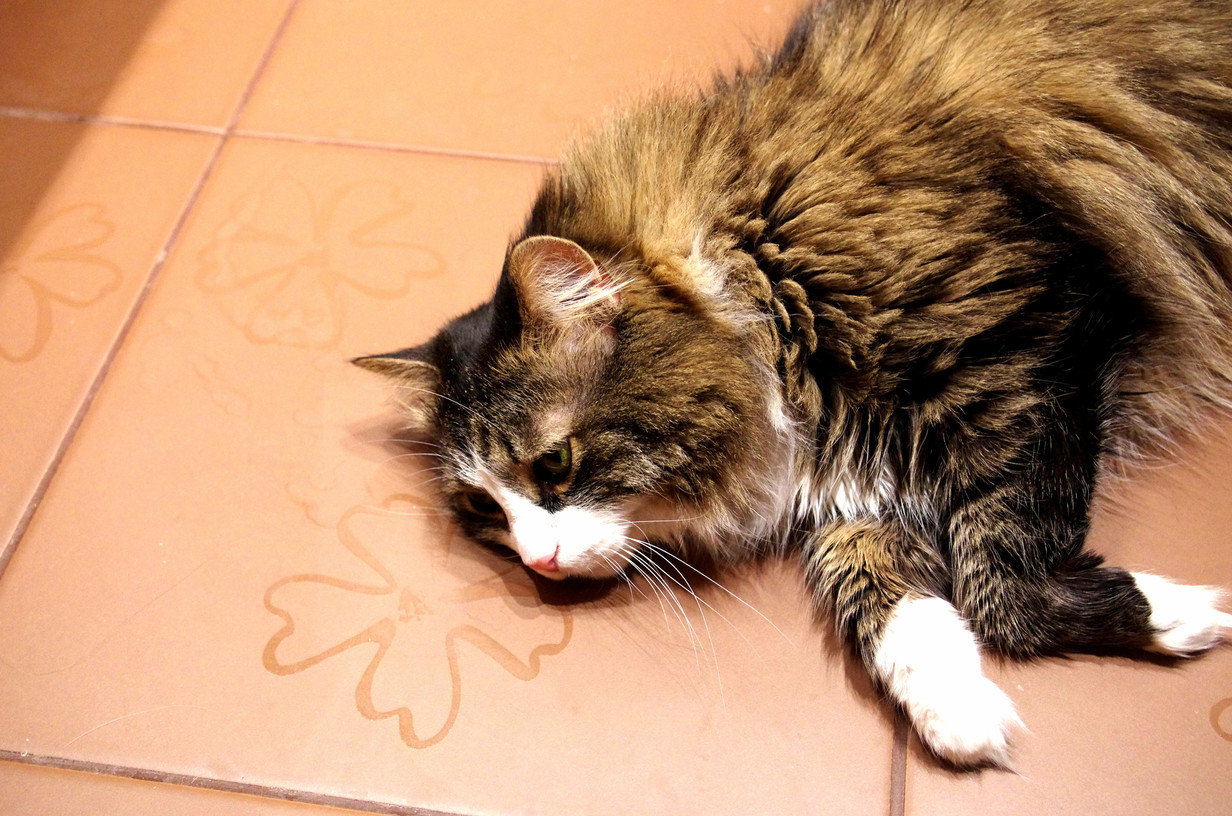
<box><xmin>0</xmin><ymin>559</ymin><xmax>211</xmax><ymax>676</ymax></box>
<box><xmin>63</xmin><ymin>705</ymin><xmax>211</xmax><ymax>748</ymax></box>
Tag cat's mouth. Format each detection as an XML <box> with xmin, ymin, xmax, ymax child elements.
<box><xmin>514</xmin><ymin>494</ymin><xmax>699</xmax><ymax>581</ymax></box>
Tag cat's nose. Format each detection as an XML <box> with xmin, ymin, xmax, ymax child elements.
<box><xmin>525</xmin><ymin>547</ymin><xmax>559</xmax><ymax>573</ymax></box>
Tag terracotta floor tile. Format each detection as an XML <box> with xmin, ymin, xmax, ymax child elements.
<box><xmin>0</xmin><ymin>0</ymin><xmax>291</xmax><ymax>127</ymax></box>
<box><xmin>240</xmin><ymin>0</ymin><xmax>802</xmax><ymax>159</ymax></box>
<box><xmin>0</xmin><ymin>761</ymin><xmax>378</xmax><ymax>816</ymax></box>
<box><xmin>903</xmin><ymin>424</ymin><xmax>1232</xmax><ymax>816</ymax></box>
<box><xmin>0</xmin><ymin>117</ymin><xmax>217</xmax><ymax>549</ymax></box>
<box><xmin>8</xmin><ymin>2</ymin><xmax>1227</xmax><ymax>814</ymax></box>
<box><xmin>0</xmin><ymin>138</ymin><xmax>894</xmax><ymax>815</ymax></box>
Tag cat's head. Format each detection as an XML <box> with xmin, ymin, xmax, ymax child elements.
<box><xmin>356</xmin><ymin>235</ymin><xmax>787</xmax><ymax>580</ymax></box>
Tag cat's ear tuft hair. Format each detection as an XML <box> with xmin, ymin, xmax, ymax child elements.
<box><xmin>352</xmin><ymin>347</ymin><xmax>441</xmax><ymax>428</ymax></box>
<box><xmin>352</xmin><ymin>351</ymin><xmax>432</xmax><ymax>379</ymax></box>
<box><xmin>506</xmin><ymin>236</ymin><xmax>622</xmax><ymax>330</ymax></box>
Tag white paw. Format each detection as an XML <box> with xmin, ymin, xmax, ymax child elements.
<box><xmin>875</xmin><ymin>596</ymin><xmax>1023</xmax><ymax>768</ymax></box>
<box><xmin>911</xmin><ymin>671</ymin><xmax>1024</xmax><ymax>768</ymax></box>
<box><xmin>1133</xmin><ymin>573</ymin><xmax>1230</xmax><ymax>655</ymax></box>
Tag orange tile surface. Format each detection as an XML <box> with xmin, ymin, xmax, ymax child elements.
<box><xmin>0</xmin><ymin>0</ymin><xmax>291</xmax><ymax>127</ymax></box>
<box><xmin>0</xmin><ymin>118</ymin><xmax>217</xmax><ymax>547</ymax></box>
<box><xmin>241</xmin><ymin>0</ymin><xmax>800</xmax><ymax>158</ymax></box>
<box><xmin>1</xmin><ymin>1</ymin><xmax>1229</xmax><ymax>814</ymax></box>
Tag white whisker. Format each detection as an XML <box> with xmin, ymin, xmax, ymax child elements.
<box><xmin>628</xmin><ymin>525</ymin><xmax>792</xmax><ymax>645</ymax></box>
<box><xmin>623</xmin><ymin>544</ymin><xmax>709</xmax><ymax>677</ymax></box>
<box><xmin>619</xmin><ymin>544</ymin><xmax>680</xmax><ymax>640</ymax></box>
<box><xmin>384</xmin><ymin>451</ymin><xmax>447</xmax><ymax>461</ymax></box>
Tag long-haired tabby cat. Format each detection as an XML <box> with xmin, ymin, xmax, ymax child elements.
<box><xmin>356</xmin><ymin>0</ymin><xmax>1232</xmax><ymax>766</ymax></box>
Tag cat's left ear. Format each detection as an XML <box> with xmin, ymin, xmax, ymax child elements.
<box><xmin>352</xmin><ymin>346</ymin><xmax>440</xmax><ymax>428</ymax></box>
<box><xmin>506</xmin><ymin>236</ymin><xmax>622</xmax><ymax>330</ymax></box>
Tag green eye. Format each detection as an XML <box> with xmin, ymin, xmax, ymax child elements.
<box><xmin>533</xmin><ymin>440</ymin><xmax>573</xmax><ymax>484</ymax></box>
<box><xmin>459</xmin><ymin>489</ymin><xmax>505</xmax><ymax>520</ymax></box>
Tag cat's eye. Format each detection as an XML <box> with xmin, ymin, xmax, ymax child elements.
<box><xmin>533</xmin><ymin>440</ymin><xmax>573</xmax><ymax>484</ymax></box>
<box><xmin>458</xmin><ymin>489</ymin><xmax>505</xmax><ymax>521</ymax></box>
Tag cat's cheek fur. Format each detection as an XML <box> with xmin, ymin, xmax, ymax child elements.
<box><xmin>874</xmin><ymin>596</ymin><xmax>1024</xmax><ymax>768</ymax></box>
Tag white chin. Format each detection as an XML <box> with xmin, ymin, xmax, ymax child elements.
<box><xmin>556</xmin><ymin>555</ymin><xmax>630</xmax><ymax>581</ymax></box>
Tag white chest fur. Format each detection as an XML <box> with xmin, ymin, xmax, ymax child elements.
<box><xmin>792</xmin><ymin>463</ymin><xmax>896</xmax><ymax>525</ymax></box>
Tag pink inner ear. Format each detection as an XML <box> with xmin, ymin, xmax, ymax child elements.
<box><xmin>510</xmin><ymin>236</ymin><xmax>621</xmax><ymax>322</ymax></box>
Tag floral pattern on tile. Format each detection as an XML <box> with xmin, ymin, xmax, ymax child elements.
<box><xmin>196</xmin><ymin>177</ymin><xmax>444</xmax><ymax>350</ymax></box>
<box><xmin>1213</xmin><ymin>696</ymin><xmax>1232</xmax><ymax>742</ymax></box>
<box><xmin>0</xmin><ymin>203</ymin><xmax>122</xmax><ymax>362</ymax></box>
<box><xmin>283</xmin><ymin>355</ymin><xmax>414</xmax><ymax>529</ymax></box>
<box><xmin>263</xmin><ymin>496</ymin><xmax>573</xmax><ymax>749</ymax></box>
<box><xmin>134</xmin><ymin>307</ymin><xmax>256</xmax><ymax>418</ymax></box>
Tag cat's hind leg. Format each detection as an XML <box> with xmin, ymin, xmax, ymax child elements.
<box><xmin>948</xmin><ymin>487</ymin><xmax>1231</xmax><ymax>660</ymax></box>
<box><xmin>804</xmin><ymin>519</ymin><xmax>1023</xmax><ymax>768</ymax></box>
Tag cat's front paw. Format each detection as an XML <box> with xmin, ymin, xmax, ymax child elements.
<box><xmin>1133</xmin><ymin>573</ymin><xmax>1231</xmax><ymax>655</ymax></box>
<box><xmin>875</xmin><ymin>596</ymin><xmax>1023</xmax><ymax>768</ymax></box>
<box><xmin>909</xmin><ymin>673</ymin><xmax>1024</xmax><ymax>769</ymax></box>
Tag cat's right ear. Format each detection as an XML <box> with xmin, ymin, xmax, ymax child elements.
<box><xmin>506</xmin><ymin>236</ymin><xmax>622</xmax><ymax>328</ymax></box>
<box><xmin>352</xmin><ymin>346</ymin><xmax>440</xmax><ymax>428</ymax></box>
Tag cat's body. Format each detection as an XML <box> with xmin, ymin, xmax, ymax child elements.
<box><xmin>358</xmin><ymin>0</ymin><xmax>1232</xmax><ymax>766</ymax></box>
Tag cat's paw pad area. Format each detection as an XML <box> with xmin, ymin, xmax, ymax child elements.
<box><xmin>909</xmin><ymin>673</ymin><xmax>1024</xmax><ymax>769</ymax></box>
<box><xmin>1133</xmin><ymin>572</ymin><xmax>1230</xmax><ymax>655</ymax></box>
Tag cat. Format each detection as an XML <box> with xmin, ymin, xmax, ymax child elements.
<box><xmin>355</xmin><ymin>0</ymin><xmax>1232</xmax><ymax>767</ymax></box>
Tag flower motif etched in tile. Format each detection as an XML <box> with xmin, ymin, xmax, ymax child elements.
<box><xmin>197</xmin><ymin>177</ymin><xmax>444</xmax><ymax>349</ymax></box>
<box><xmin>0</xmin><ymin>203</ymin><xmax>122</xmax><ymax>363</ymax></box>
<box><xmin>264</xmin><ymin>495</ymin><xmax>573</xmax><ymax>748</ymax></box>
<box><xmin>1213</xmin><ymin>696</ymin><xmax>1232</xmax><ymax>742</ymax></box>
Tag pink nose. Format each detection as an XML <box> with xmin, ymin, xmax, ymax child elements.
<box><xmin>525</xmin><ymin>548</ymin><xmax>559</xmax><ymax>573</ymax></box>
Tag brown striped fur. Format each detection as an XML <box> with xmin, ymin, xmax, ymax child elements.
<box><xmin>358</xmin><ymin>0</ymin><xmax>1232</xmax><ymax>766</ymax></box>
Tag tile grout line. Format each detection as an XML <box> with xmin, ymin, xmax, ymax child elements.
<box><xmin>222</xmin><ymin>0</ymin><xmax>304</xmax><ymax>140</ymax></box>
<box><xmin>888</xmin><ymin>710</ymin><xmax>909</xmax><ymax>816</ymax></box>
<box><xmin>0</xmin><ymin>137</ymin><xmax>227</xmax><ymax>581</ymax></box>
<box><xmin>231</xmin><ymin>128</ymin><xmax>555</xmax><ymax>166</ymax></box>
<box><xmin>0</xmin><ymin>751</ymin><xmax>470</xmax><ymax>816</ymax></box>
<box><xmin>0</xmin><ymin>105</ymin><xmax>226</xmax><ymax>136</ymax></box>
<box><xmin>0</xmin><ymin>114</ymin><xmax>556</xmax><ymax>170</ymax></box>
<box><xmin>0</xmin><ymin>0</ymin><xmax>300</xmax><ymax>581</ymax></box>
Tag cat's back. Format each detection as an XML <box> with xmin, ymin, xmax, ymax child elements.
<box><xmin>533</xmin><ymin>0</ymin><xmax>1232</xmax><ymax>455</ymax></box>
<box><xmin>750</xmin><ymin>0</ymin><xmax>1232</xmax><ymax>190</ymax></box>
<box><xmin>545</xmin><ymin>0</ymin><xmax>1232</xmax><ymax>267</ymax></box>
<box><xmin>755</xmin><ymin>0</ymin><xmax>1232</xmax><ymax>451</ymax></box>
<box><xmin>776</xmin><ymin>0</ymin><xmax>1232</xmax><ymax>85</ymax></box>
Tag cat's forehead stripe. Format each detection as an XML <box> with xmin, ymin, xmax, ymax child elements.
<box><xmin>535</xmin><ymin>407</ymin><xmax>574</xmax><ymax>448</ymax></box>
